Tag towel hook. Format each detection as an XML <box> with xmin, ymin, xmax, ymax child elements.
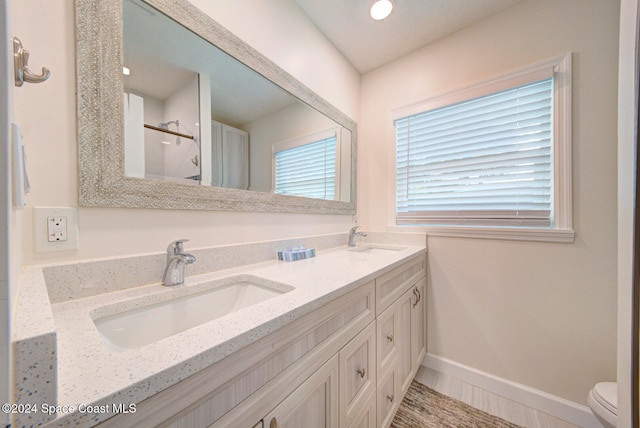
<box><xmin>13</xmin><ymin>37</ymin><xmax>50</xmax><ymax>87</ymax></box>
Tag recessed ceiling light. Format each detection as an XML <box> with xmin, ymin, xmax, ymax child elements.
<box><xmin>370</xmin><ymin>0</ymin><xmax>393</xmax><ymax>20</ymax></box>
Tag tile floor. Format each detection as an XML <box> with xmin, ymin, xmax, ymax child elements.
<box><xmin>414</xmin><ymin>367</ymin><xmax>582</xmax><ymax>428</ymax></box>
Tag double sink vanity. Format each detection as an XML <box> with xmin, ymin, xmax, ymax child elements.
<box><xmin>12</xmin><ymin>232</ymin><xmax>427</xmax><ymax>427</ymax></box>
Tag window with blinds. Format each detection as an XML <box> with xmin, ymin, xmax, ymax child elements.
<box><xmin>274</xmin><ymin>135</ymin><xmax>337</xmax><ymax>200</ymax></box>
<box><xmin>395</xmin><ymin>77</ymin><xmax>554</xmax><ymax>227</ymax></box>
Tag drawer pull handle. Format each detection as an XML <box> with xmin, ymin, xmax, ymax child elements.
<box><xmin>270</xmin><ymin>417</ymin><xmax>278</xmax><ymax>428</ymax></box>
<box><xmin>387</xmin><ymin>394</ymin><xmax>394</xmax><ymax>403</ymax></box>
<box><xmin>412</xmin><ymin>287</ymin><xmax>419</xmax><ymax>308</ymax></box>
<box><xmin>357</xmin><ymin>368</ymin><xmax>366</xmax><ymax>378</ymax></box>
<box><xmin>386</xmin><ymin>334</ymin><xmax>394</xmax><ymax>342</ymax></box>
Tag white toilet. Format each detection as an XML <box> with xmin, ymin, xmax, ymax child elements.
<box><xmin>587</xmin><ymin>382</ymin><xmax>618</xmax><ymax>427</ymax></box>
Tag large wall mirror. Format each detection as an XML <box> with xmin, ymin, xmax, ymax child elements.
<box><xmin>76</xmin><ymin>0</ymin><xmax>357</xmax><ymax>214</ymax></box>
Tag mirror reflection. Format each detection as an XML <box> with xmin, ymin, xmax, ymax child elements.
<box><xmin>122</xmin><ymin>0</ymin><xmax>351</xmax><ymax>201</ymax></box>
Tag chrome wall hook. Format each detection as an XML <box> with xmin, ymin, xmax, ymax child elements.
<box><xmin>13</xmin><ymin>37</ymin><xmax>51</xmax><ymax>87</ymax></box>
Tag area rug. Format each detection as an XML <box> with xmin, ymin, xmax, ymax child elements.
<box><xmin>391</xmin><ymin>380</ymin><xmax>524</xmax><ymax>428</ymax></box>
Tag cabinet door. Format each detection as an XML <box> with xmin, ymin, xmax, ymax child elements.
<box><xmin>411</xmin><ymin>277</ymin><xmax>427</xmax><ymax>372</ymax></box>
<box><xmin>381</xmin><ymin>278</ymin><xmax>426</xmax><ymax>400</ymax></box>
<box><xmin>263</xmin><ymin>355</ymin><xmax>339</xmax><ymax>428</ymax></box>
<box><xmin>339</xmin><ymin>323</ymin><xmax>376</xmax><ymax>427</ymax></box>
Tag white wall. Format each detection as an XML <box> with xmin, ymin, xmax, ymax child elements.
<box><xmin>162</xmin><ymin>76</ymin><xmax>200</xmax><ymax>180</ymax></box>
<box><xmin>141</xmin><ymin>93</ymin><xmax>164</xmax><ymax>176</ymax></box>
<box><xmin>188</xmin><ymin>0</ymin><xmax>360</xmax><ymax>120</ymax></box>
<box><xmin>2</xmin><ymin>0</ymin><xmax>18</xmax><ymax>421</ymax></box>
<box><xmin>359</xmin><ymin>0</ymin><xmax>619</xmax><ymax>405</ymax></box>
<box><xmin>12</xmin><ymin>0</ymin><xmax>360</xmax><ymax>265</ymax></box>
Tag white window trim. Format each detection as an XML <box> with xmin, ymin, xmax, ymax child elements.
<box><xmin>387</xmin><ymin>53</ymin><xmax>574</xmax><ymax>243</ymax></box>
<box><xmin>271</xmin><ymin>128</ymin><xmax>341</xmax><ymax>199</ymax></box>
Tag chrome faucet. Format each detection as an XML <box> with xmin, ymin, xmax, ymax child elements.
<box><xmin>163</xmin><ymin>239</ymin><xmax>196</xmax><ymax>286</ymax></box>
<box><xmin>348</xmin><ymin>226</ymin><xmax>367</xmax><ymax>247</ymax></box>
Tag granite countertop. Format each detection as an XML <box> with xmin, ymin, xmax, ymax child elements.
<box><xmin>13</xmin><ymin>233</ymin><xmax>427</xmax><ymax>427</ymax></box>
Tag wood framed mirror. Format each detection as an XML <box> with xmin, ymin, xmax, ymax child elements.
<box><xmin>76</xmin><ymin>0</ymin><xmax>357</xmax><ymax>214</ymax></box>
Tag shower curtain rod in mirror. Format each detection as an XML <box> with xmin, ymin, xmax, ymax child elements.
<box><xmin>144</xmin><ymin>123</ymin><xmax>194</xmax><ymax>140</ymax></box>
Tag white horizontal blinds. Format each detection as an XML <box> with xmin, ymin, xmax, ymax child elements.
<box><xmin>274</xmin><ymin>136</ymin><xmax>337</xmax><ymax>200</ymax></box>
<box><xmin>396</xmin><ymin>77</ymin><xmax>554</xmax><ymax>226</ymax></box>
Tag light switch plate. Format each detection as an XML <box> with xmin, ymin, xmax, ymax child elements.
<box><xmin>34</xmin><ymin>207</ymin><xmax>79</xmax><ymax>252</ymax></box>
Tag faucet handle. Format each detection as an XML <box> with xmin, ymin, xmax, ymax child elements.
<box><xmin>349</xmin><ymin>226</ymin><xmax>361</xmax><ymax>233</ymax></box>
<box><xmin>167</xmin><ymin>239</ymin><xmax>189</xmax><ymax>254</ymax></box>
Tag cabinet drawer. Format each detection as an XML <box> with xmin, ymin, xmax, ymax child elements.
<box><xmin>377</xmin><ymin>364</ymin><xmax>399</xmax><ymax>428</ymax></box>
<box><xmin>349</xmin><ymin>389</ymin><xmax>376</xmax><ymax>428</ymax></box>
<box><xmin>376</xmin><ymin>255</ymin><xmax>426</xmax><ymax>314</ymax></box>
<box><xmin>340</xmin><ymin>322</ymin><xmax>376</xmax><ymax>428</ymax></box>
<box><xmin>263</xmin><ymin>354</ymin><xmax>339</xmax><ymax>428</ymax></box>
<box><xmin>376</xmin><ymin>303</ymin><xmax>398</xmax><ymax>376</ymax></box>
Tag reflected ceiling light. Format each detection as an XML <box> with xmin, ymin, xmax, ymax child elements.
<box><xmin>370</xmin><ymin>0</ymin><xmax>393</xmax><ymax>20</ymax></box>
<box><xmin>122</xmin><ymin>66</ymin><xmax>130</xmax><ymax>76</ymax></box>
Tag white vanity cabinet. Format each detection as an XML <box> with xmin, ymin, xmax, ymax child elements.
<box><xmin>97</xmin><ymin>280</ymin><xmax>375</xmax><ymax>428</ymax></box>
<box><xmin>97</xmin><ymin>253</ymin><xmax>427</xmax><ymax>428</ymax></box>
<box><xmin>375</xmin><ymin>258</ymin><xmax>427</xmax><ymax>428</ymax></box>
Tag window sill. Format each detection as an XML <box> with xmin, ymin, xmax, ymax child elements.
<box><xmin>389</xmin><ymin>225</ymin><xmax>575</xmax><ymax>243</ymax></box>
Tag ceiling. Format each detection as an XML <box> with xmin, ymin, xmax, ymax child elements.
<box><xmin>294</xmin><ymin>0</ymin><xmax>525</xmax><ymax>73</ymax></box>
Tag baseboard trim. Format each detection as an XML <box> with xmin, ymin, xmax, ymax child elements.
<box><xmin>422</xmin><ymin>353</ymin><xmax>602</xmax><ymax>428</ymax></box>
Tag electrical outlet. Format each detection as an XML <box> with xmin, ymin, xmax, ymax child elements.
<box><xmin>34</xmin><ymin>207</ymin><xmax>79</xmax><ymax>252</ymax></box>
<box><xmin>47</xmin><ymin>216</ymin><xmax>67</xmax><ymax>242</ymax></box>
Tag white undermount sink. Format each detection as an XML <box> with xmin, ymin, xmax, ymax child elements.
<box><xmin>347</xmin><ymin>244</ymin><xmax>407</xmax><ymax>254</ymax></box>
<box><xmin>92</xmin><ymin>275</ymin><xmax>293</xmax><ymax>351</ymax></box>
